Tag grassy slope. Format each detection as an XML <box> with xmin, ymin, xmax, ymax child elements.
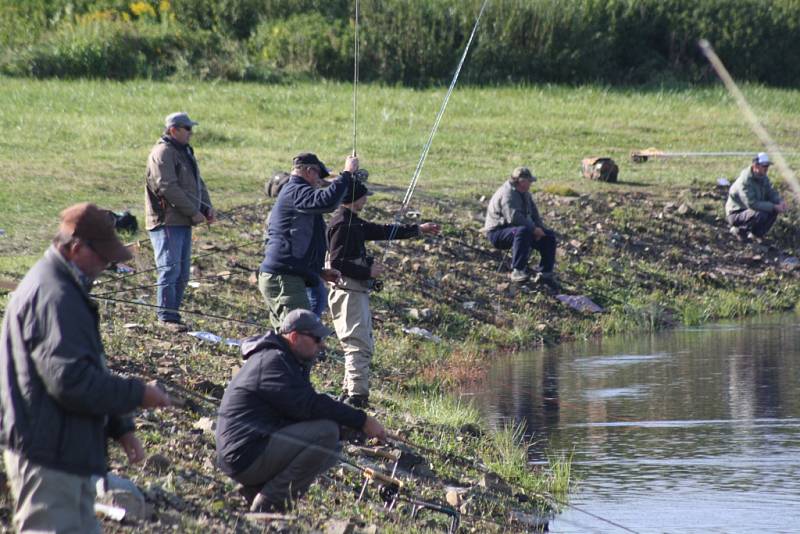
<box><xmin>2</xmin><ymin>78</ymin><xmax>800</xmax><ymax>531</ymax></box>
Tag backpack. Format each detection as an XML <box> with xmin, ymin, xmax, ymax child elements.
<box><xmin>266</xmin><ymin>171</ymin><xmax>291</xmax><ymax>197</ymax></box>
<box><xmin>113</xmin><ymin>210</ymin><xmax>138</xmax><ymax>233</ymax></box>
<box><xmin>581</xmin><ymin>157</ymin><xmax>619</xmax><ymax>183</ymax></box>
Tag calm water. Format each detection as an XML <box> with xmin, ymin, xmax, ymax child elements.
<box><xmin>466</xmin><ymin>315</ymin><xmax>800</xmax><ymax>533</ymax></box>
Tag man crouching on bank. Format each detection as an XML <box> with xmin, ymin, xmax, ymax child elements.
<box><xmin>215</xmin><ymin>309</ymin><xmax>387</xmax><ymax>513</ymax></box>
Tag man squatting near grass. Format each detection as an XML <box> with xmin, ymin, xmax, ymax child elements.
<box><xmin>259</xmin><ymin>152</ymin><xmax>358</xmax><ymax>329</ymax></box>
<box><xmin>327</xmin><ymin>179</ymin><xmax>440</xmax><ymax>406</ymax></box>
<box><xmin>145</xmin><ymin>112</ymin><xmax>215</xmax><ymax>332</ymax></box>
<box><xmin>215</xmin><ymin>309</ymin><xmax>387</xmax><ymax>513</ymax></box>
<box><xmin>726</xmin><ymin>152</ymin><xmax>787</xmax><ymax>242</ymax></box>
<box><xmin>0</xmin><ymin>203</ymin><xmax>172</xmax><ymax>533</ymax></box>
<box><xmin>483</xmin><ymin>166</ymin><xmax>559</xmax><ymax>288</ymax></box>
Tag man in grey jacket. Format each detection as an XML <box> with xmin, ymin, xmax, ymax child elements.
<box><xmin>725</xmin><ymin>152</ymin><xmax>787</xmax><ymax>242</ymax></box>
<box><xmin>0</xmin><ymin>203</ymin><xmax>171</xmax><ymax>533</ymax></box>
<box><xmin>145</xmin><ymin>112</ymin><xmax>216</xmax><ymax>332</ymax></box>
<box><xmin>483</xmin><ymin>166</ymin><xmax>559</xmax><ymax>287</ymax></box>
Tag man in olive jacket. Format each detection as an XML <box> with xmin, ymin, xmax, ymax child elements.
<box><xmin>483</xmin><ymin>166</ymin><xmax>559</xmax><ymax>287</ymax></box>
<box><xmin>145</xmin><ymin>112</ymin><xmax>215</xmax><ymax>331</ymax></box>
<box><xmin>725</xmin><ymin>152</ymin><xmax>787</xmax><ymax>241</ymax></box>
<box><xmin>0</xmin><ymin>203</ymin><xmax>171</xmax><ymax>533</ymax></box>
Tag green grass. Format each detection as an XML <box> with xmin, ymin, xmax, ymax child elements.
<box><xmin>4</xmin><ymin>78</ymin><xmax>800</xmax><ymax>274</ymax></box>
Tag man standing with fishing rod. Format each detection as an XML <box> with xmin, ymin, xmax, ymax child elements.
<box><xmin>259</xmin><ymin>152</ymin><xmax>357</xmax><ymax>329</ymax></box>
<box><xmin>0</xmin><ymin>203</ymin><xmax>172</xmax><ymax>533</ymax></box>
<box><xmin>327</xmin><ymin>178</ymin><xmax>440</xmax><ymax>407</ymax></box>
<box><xmin>145</xmin><ymin>112</ymin><xmax>216</xmax><ymax>332</ymax></box>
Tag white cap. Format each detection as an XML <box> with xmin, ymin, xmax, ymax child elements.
<box><xmin>754</xmin><ymin>152</ymin><xmax>772</xmax><ymax>166</ymax></box>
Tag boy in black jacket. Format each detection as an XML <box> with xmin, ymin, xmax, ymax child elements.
<box><xmin>327</xmin><ymin>180</ymin><xmax>440</xmax><ymax>407</ymax></box>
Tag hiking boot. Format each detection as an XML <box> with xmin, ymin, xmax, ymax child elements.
<box><xmin>158</xmin><ymin>320</ymin><xmax>189</xmax><ymax>333</ymax></box>
<box><xmin>343</xmin><ymin>394</ymin><xmax>370</xmax><ymax>409</ymax></box>
<box><xmin>510</xmin><ymin>269</ymin><xmax>530</xmax><ymax>283</ymax></box>
<box><xmin>729</xmin><ymin>226</ymin><xmax>750</xmax><ymax>243</ymax></box>
<box><xmin>538</xmin><ymin>272</ymin><xmax>561</xmax><ymax>292</ymax></box>
<box><xmin>250</xmin><ymin>494</ymin><xmax>287</xmax><ymax>514</ymax></box>
<box><xmin>238</xmin><ymin>485</ymin><xmax>259</xmax><ymax>507</ymax></box>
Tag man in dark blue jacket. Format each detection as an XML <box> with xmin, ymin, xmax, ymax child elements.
<box><xmin>215</xmin><ymin>309</ymin><xmax>386</xmax><ymax>513</ymax></box>
<box><xmin>259</xmin><ymin>152</ymin><xmax>357</xmax><ymax>329</ymax></box>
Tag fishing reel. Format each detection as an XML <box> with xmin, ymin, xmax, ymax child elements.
<box><xmin>367</xmin><ymin>279</ymin><xmax>384</xmax><ymax>292</ymax></box>
<box><xmin>353</xmin><ymin>168</ymin><xmax>369</xmax><ymax>182</ymax></box>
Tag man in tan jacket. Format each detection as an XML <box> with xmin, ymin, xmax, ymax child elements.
<box><xmin>145</xmin><ymin>112</ymin><xmax>215</xmax><ymax>331</ymax></box>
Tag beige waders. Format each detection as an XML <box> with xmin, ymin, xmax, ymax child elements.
<box><xmin>328</xmin><ymin>276</ymin><xmax>373</xmax><ymax>397</ymax></box>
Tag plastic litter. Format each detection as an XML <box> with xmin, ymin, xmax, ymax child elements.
<box><xmin>115</xmin><ymin>264</ymin><xmax>135</xmax><ymax>274</ymax></box>
<box><xmin>187</xmin><ymin>281</ymin><xmax>201</xmax><ymax>288</ymax></box>
<box><xmin>188</xmin><ymin>331</ymin><xmax>241</xmax><ymax>347</ymax></box>
<box><xmin>717</xmin><ymin>177</ymin><xmax>731</xmax><ymax>186</ymax></box>
<box><xmin>402</xmin><ymin>326</ymin><xmax>442</xmax><ymax>343</ymax></box>
<box><xmin>0</xmin><ymin>229</ymin><xmax>6</xmax><ymax>237</ymax></box>
<box><xmin>555</xmin><ymin>294</ymin><xmax>604</xmax><ymax>313</ymax></box>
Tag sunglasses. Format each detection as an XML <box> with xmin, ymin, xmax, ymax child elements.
<box><xmin>181</xmin><ymin>126</ymin><xmax>193</xmax><ymax>132</ymax></box>
<box><xmin>302</xmin><ymin>332</ymin><xmax>323</xmax><ymax>343</ymax></box>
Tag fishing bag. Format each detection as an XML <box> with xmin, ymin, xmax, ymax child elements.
<box><xmin>581</xmin><ymin>157</ymin><xmax>619</xmax><ymax>183</ymax></box>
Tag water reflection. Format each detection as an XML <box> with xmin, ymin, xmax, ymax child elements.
<box><xmin>466</xmin><ymin>315</ymin><xmax>800</xmax><ymax>532</ymax></box>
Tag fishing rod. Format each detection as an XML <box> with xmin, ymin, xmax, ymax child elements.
<box><xmin>93</xmin><ymin>264</ymin><xmax>254</xmax><ymax>297</ymax></box>
<box><xmin>382</xmin><ymin>0</ymin><xmax>490</xmax><ymax>252</ymax></box>
<box><xmin>698</xmin><ymin>39</ymin><xmax>800</xmax><ymax>204</ymax></box>
<box><xmin>96</xmin><ymin>236</ymin><xmax>264</xmax><ymax>287</ymax></box>
<box><xmin>352</xmin><ymin>0</ymin><xmax>360</xmax><ymax>157</ymax></box>
<box><xmin>94</xmin><ymin>294</ymin><xmax>264</xmax><ymax>328</ymax></box>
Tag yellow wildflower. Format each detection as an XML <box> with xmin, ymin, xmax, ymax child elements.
<box><xmin>130</xmin><ymin>1</ymin><xmax>156</xmax><ymax>18</ymax></box>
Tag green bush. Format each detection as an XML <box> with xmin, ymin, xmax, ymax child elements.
<box><xmin>1</xmin><ymin>20</ymin><xmax>251</xmax><ymax>80</ymax></box>
<box><xmin>4</xmin><ymin>0</ymin><xmax>800</xmax><ymax>85</ymax></box>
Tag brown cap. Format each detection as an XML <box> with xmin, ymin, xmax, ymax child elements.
<box><xmin>511</xmin><ymin>166</ymin><xmax>536</xmax><ymax>181</ymax></box>
<box><xmin>59</xmin><ymin>203</ymin><xmax>132</xmax><ymax>263</ymax></box>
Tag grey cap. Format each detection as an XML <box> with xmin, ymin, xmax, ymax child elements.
<box><xmin>753</xmin><ymin>152</ymin><xmax>772</xmax><ymax>166</ymax></box>
<box><xmin>279</xmin><ymin>309</ymin><xmax>335</xmax><ymax>338</ymax></box>
<box><xmin>165</xmin><ymin>112</ymin><xmax>198</xmax><ymax>129</ymax></box>
<box><xmin>511</xmin><ymin>166</ymin><xmax>537</xmax><ymax>181</ymax></box>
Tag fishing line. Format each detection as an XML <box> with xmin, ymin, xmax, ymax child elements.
<box><xmin>93</xmin><ymin>264</ymin><xmax>255</xmax><ymax>297</ymax></box>
<box><xmin>698</xmin><ymin>39</ymin><xmax>800</xmax><ymax>203</ymax></box>
<box><xmin>96</xmin><ymin>237</ymin><xmax>264</xmax><ymax>287</ymax></box>
<box><xmin>94</xmin><ymin>294</ymin><xmax>264</xmax><ymax>328</ymax></box>
<box><xmin>383</xmin><ymin>0</ymin><xmax>490</xmax><ymax>250</ymax></box>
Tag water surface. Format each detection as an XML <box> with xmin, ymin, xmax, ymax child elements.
<box><xmin>466</xmin><ymin>315</ymin><xmax>800</xmax><ymax>533</ymax></box>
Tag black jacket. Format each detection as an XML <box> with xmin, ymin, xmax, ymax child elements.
<box><xmin>0</xmin><ymin>247</ymin><xmax>144</xmax><ymax>476</ymax></box>
<box><xmin>327</xmin><ymin>207</ymin><xmax>419</xmax><ymax>280</ymax></box>
<box><xmin>215</xmin><ymin>332</ymin><xmax>367</xmax><ymax>476</ymax></box>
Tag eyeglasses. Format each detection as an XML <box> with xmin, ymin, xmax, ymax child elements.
<box><xmin>181</xmin><ymin>126</ymin><xmax>192</xmax><ymax>132</ymax></box>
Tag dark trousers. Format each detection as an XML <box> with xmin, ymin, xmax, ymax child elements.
<box><xmin>727</xmin><ymin>209</ymin><xmax>777</xmax><ymax>237</ymax></box>
<box><xmin>232</xmin><ymin>420</ymin><xmax>340</xmax><ymax>508</ymax></box>
<box><xmin>488</xmin><ymin>226</ymin><xmax>556</xmax><ymax>273</ymax></box>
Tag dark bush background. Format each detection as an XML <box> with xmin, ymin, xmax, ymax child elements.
<box><xmin>2</xmin><ymin>0</ymin><xmax>798</xmax><ymax>86</ymax></box>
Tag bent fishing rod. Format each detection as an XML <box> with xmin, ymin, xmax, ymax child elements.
<box><xmin>382</xmin><ymin>0</ymin><xmax>490</xmax><ymax>253</ymax></box>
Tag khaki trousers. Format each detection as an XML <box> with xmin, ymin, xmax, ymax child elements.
<box><xmin>258</xmin><ymin>272</ymin><xmax>310</xmax><ymax>330</ymax></box>
<box><xmin>3</xmin><ymin>449</ymin><xmax>101</xmax><ymax>534</ymax></box>
<box><xmin>328</xmin><ymin>278</ymin><xmax>373</xmax><ymax>397</ymax></box>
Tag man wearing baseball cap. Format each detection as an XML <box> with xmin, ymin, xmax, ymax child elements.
<box><xmin>215</xmin><ymin>309</ymin><xmax>386</xmax><ymax>513</ymax></box>
<box><xmin>258</xmin><ymin>152</ymin><xmax>357</xmax><ymax>329</ymax></box>
<box><xmin>726</xmin><ymin>152</ymin><xmax>787</xmax><ymax>242</ymax></box>
<box><xmin>483</xmin><ymin>166</ymin><xmax>559</xmax><ymax>288</ymax></box>
<box><xmin>0</xmin><ymin>203</ymin><xmax>171</xmax><ymax>533</ymax></box>
<box><xmin>145</xmin><ymin>111</ymin><xmax>216</xmax><ymax>332</ymax></box>
<box><xmin>327</xmin><ymin>178</ymin><xmax>440</xmax><ymax>407</ymax></box>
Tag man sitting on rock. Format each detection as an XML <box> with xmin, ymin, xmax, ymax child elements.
<box><xmin>483</xmin><ymin>166</ymin><xmax>559</xmax><ymax>288</ymax></box>
<box><xmin>726</xmin><ymin>152</ymin><xmax>787</xmax><ymax>242</ymax></box>
<box><xmin>215</xmin><ymin>309</ymin><xmax>386</xmax><ymax>513</ymax></box>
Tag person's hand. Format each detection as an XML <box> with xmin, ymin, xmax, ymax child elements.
<box><xmin>362</xmin><ymin>415</ymin><xmax>386</xmax><ymax>442</ymax></box>
<box><xmin>775</xmin><ymin>201</ymin><xmax>788</xmax><ymax>213</ymax></box>
<box><xmin>321</xmin><ymin>268</ymin><xmax>342</xmax><ymax>283</ymax></box>
<box><xmin>191</xmin><ymin>212</ymin><xmax>206</xmax><ymax>225</ymax></box>
<box><xmin>344</xmin><ymin>155</ymin><xmax>359</xmax><ymax>173</ymax></box>
<box><xmin>532</xmin><ymin>227</ymin><xmax>545</xmax><ymax>241</ymax></box>
<box><xmin>205</xmin><ymin>208</ymin><xmax>217</xmax><ymax>223</ymax></box>
<box><xmin>370</xmin><ymin>263</ymin><xmax>385</xmax><ymax>278</ymax></box>
<box><xmin>419</xmin><ymin>222</ymin><xmax>440</xmax><ymax>235</ymax></box>
<box><xmin>142</xmin><ymin>381</ymin><xmax>172</xmax><ymax>409</ymax></box>
<box><xmin>117</xmin><ymin>431</ymin><xmax>145</xmax><ymax>464</ymax></box>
